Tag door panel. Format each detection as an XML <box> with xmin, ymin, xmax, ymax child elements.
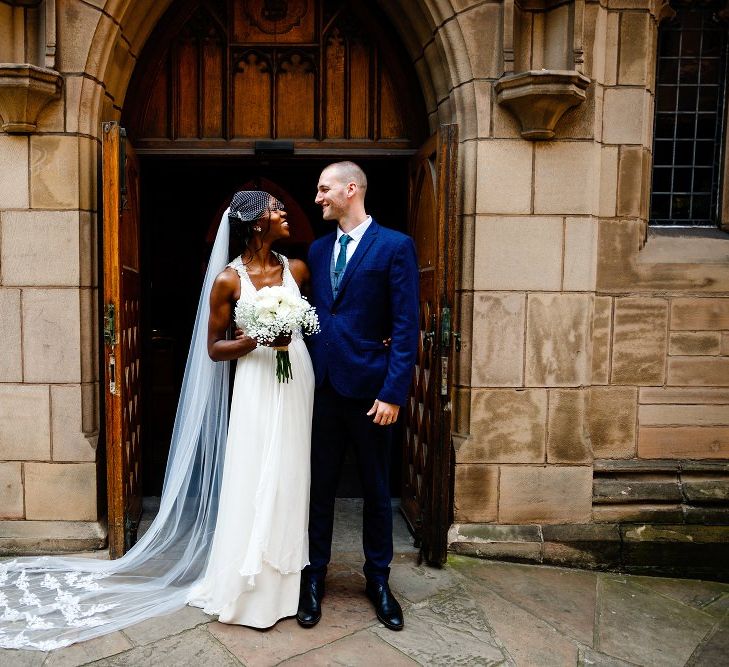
<box><xmin>401</xmin><ymin>124</ymin><xmax>458</xmax><ymax>566</ymax></box>
<box><xmin>103</xmin><ymin>122</ymin><xmax>144</xmax><ymax>559</ymax></box>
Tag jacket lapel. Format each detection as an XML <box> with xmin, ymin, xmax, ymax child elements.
<box><xmin>334</xmin><ymin>221</ymin><xmax>379</xmax><ymax>303</ymax></box>
<box><xmin>320</xmin><ymin>232</ymin><xmax>335</xmax><ymax>307</ymax></box>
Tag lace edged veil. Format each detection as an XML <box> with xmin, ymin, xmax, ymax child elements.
<box><xmin>0</xmin><ymin>211</ymin><xmax>233</xmax><ymax>651</ymax></box>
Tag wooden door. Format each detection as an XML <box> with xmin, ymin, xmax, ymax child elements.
<box><xmin>102</xmin><ymin>122</ymin><xmax>144</xmax><ymax>559</ymax></box>
<box><xmin>401</xmin><ymin>124</ymin><xmax>459</xmax><ymax>566</ymax></box>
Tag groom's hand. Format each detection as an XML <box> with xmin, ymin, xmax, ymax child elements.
<box><xmin>367</xmin><ymin>399</ymin><xmax>400</xmax><ymax>426</ymax></box>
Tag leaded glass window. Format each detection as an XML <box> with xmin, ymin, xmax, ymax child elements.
<box><xmin>650</xmin><ymin>2</ymin><xmax>729</xmax><ymax>227</ymax></box>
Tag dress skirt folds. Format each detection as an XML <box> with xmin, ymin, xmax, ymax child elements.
<box><xmin>187</xmin><ymin>256</ymin><xmax>314</xmax><ymax>628</ymax></box>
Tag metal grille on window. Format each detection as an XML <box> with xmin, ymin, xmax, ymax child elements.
<box><xmin>650</xmin><ymin>3</ymin><xmax>729</xmax><ymax>227</ymax></box>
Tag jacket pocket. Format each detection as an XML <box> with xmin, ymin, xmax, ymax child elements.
<box><xmin>358</xmin><ymin>339</ymin><xmax>386</xmax><ymax>351</ymax></box>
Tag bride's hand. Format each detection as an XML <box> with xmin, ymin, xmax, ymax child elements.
<box><xmin>233</xmin><ymin>328</ymin><xmax>257</xmax><ymax>354</ymax></box>
<box><xmin>260</xmin><ymin>333</ymin><xmax>292</xmax><ymax>348</ymax></box>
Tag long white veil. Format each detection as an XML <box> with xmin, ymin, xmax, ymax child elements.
<box><xmin>0</xmin><ymin>211</ymin><xmax>233</xmax><ymax>651</ymax></box>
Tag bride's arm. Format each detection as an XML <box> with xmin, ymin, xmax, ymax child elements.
<box><xmin>288</xmin><ymin>258</ymin><xmax>311</xmax><ymax>297</ymax></box>
<box><xmin>207</xmin><ymin>269</ymin><xmax>257</xmax><ymax>361</ymax></box>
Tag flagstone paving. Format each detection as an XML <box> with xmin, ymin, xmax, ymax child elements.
<box><xmin>2</xmin><ymin>501</ymin><xmax>729</xmax><ymax>666</ymax></box>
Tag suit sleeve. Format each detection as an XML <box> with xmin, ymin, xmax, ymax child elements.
<box><xmin>378</xmin><ymin>236</ymin><xmax>419</xmax><ymax>406</ymax></box>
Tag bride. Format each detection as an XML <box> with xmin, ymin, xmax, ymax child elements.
<box><xmin>0</xmin><ymin>191</ymin><xmax>313</xmax><ymax>650</ymax></box>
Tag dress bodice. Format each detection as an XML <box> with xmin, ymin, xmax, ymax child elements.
<box><xmin>227</xmin><ymin>252</ymin><xmax>303</xmax><ymax>340</ymax></box>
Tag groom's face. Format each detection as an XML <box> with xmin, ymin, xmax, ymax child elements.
<box><xmin>315</xmin><ymin>168</ymin><xmax>349</xmax><ymax>222</ymax></box>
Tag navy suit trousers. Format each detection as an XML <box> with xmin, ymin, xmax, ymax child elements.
<box><xmin>304</xmin><ymin>379</ymin><xmax>393</xmax><ymax>585</ymax></box>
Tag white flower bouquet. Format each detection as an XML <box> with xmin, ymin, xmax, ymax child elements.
<box><xmin>234</xmin><ymin>285</ymin><xmax>320</xmax><ymax>382</ymax></box>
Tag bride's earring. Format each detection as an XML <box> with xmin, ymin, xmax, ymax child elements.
<box><xmin>253</xmin><ymin>225</ymin><xmax>262</xmax><ymax>232</ymax></box>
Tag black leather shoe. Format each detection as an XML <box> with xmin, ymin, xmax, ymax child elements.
<box><xmin>365</xmin><ymin>581</ymin><xmax>404</xmax><ymax>631</ymax></box>
<box><xmin>296</xmin><ymin>577</ymin><xmax>324</xmax><ymax>628</ymax></box>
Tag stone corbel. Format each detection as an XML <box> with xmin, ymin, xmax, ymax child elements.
<box><xmin>0</xmin><ymin>63</ymin><xmax>62</xmax><ymax>133</ymax></box>
<box><xmin>494</xmin><ymin>69</ymin><xmax>591</xmax><ymax>140</ymax></box>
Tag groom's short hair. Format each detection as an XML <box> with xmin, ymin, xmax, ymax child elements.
<box><xmin>327</xmin><ymin>161</ymin><xmax>368</xmax><ymax>193</ymax></box>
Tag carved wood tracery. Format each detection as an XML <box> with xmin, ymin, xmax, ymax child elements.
<box><xmin>123</xmin><ymin>0</ymin><xmax>425</xmax><ymax>150</ymax></box>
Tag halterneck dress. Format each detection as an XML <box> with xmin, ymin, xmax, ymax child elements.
<box><xmin>187</xmin><ymin>253</ymin><xmax>314</xmax><ymax>627</ymax></box>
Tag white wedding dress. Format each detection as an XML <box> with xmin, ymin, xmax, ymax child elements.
<box><xmin>187</xmin><ymin>253</ymin><xmax>314</xmax><ymax>627</ymax></box>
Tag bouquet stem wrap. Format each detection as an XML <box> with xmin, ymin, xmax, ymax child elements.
<box><xmin>273</xmin><ymin>346</ymin><xmax>292</xmax><ymax>382</ymax></box>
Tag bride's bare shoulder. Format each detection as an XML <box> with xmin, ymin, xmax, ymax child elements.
<box><xmin>211</xmin><ymin>266</ymin><xmax>240</xmax><ymax>297</ymax></box>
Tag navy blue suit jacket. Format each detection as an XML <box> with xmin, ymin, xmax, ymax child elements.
<box><xmin>307</xmin><ymin>220</ymin><xmax>419</xmax><ymax>406</ymax></box>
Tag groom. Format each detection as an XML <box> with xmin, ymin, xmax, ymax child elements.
<box><xmin>298</xmin><ymin>161</ymin><xmax>419</xmax><ymax>631</ymax></box>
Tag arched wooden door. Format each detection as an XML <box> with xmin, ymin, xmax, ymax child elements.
<box><xmin>106</xmin><ymin>0</ymin><xmax>457</xmax><ymax>559</ymax></box>
<box><xmin>401</xmin><ymin>125</ymin><xmax>459</xmax><ymax>566</ymax></box>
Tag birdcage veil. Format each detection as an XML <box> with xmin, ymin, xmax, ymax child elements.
<box><xmin>0</xmin><ymin>206</ymin><xmax>236</xmax><ymax>651</ymax></box>
<box><xmin>229</xmin><ymin>190</ymin><xmax>283</xmax><ymax>222</ymax></box>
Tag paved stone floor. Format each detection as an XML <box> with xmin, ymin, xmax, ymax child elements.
<box><xmin>2</xmin><ymin>500</ymin><xmax>729</xmax><ymax>666</ymax></box>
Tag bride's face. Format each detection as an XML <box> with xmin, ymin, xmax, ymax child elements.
<box><xmin>259</xmin><ymin>198</ymin><xmax>289</xmax><ymax>241</ymax></box>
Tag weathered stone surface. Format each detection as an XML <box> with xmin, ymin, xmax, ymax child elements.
<box><xmin>563</xmin><ymin>217</ymin><xmax>598</xmax><ymax>291</ymax></box>
<box><xmin>640</xmin><ymin>387</ymin><xmax>729</xmax><ymax>404</ymax></box>
<box><xmin>534</xmin><ymin>141</ymin><xmax>598</xmax><ymax>215</ymax></box>
<box><xmin>578</xmin><ymin>647</ymin><xmax>635</xmax><ymax>667</ymax></box>
<box><xmin>94</xmin><ymin>627</ymin><xmax>238</xmax><ymax>666</ymax></box>
<box><xmin>1</xmin><ymin>210</ymin><xmax>80</xmax><ymax>286</ymax></box>
<box><xmin>639</xmin><ymin>404</ymin><xmax>729</xmax><ymax>426</ymax></box>
<box><xmin>593</xmin><ymin>477</ymin><xmax>682</xmax><ymax>504</ymax></box>
<box><xmin>542</xmin><ymin>522</ymin><xmax>622</xmax><ymax>568</ymax></box>
<box><xmin>56</xmin><ymin>0</ymin><xmax>104</xmax><ymax>74</ymax></box>
<box><xmin>592</xmin><ymin>504</ymin><xmax>684</xmax><ymax>524</ymax></box>
<box><xmin>668</xmin><ymin>357</ymin><xmax>729</xmax><ymax>387</ymax></box>
<box><xmin>449</xmin><ymin>539</ymin><xmax>543</xmax><ymax>562</ymax></box>
<box><xmin>627</xmin><ymin>574</ymin><xmax>729</xmax><ymax>612</ymax></box>
<box><xmin>603</xmin><ymin>88</ymin><xmax>646</xmax><ymax>144</ymax></box>
<box><xmin>284</xmin><ymin>630</ymin><xmax>419</xmax><ymax>666</ymax></box>
<box><xmin>455</xmin><ymin>290</ymin><xmax>472</xmax><ymax>385</ymax></box>
<box><xmin>669</xmin><ymin>332</ymin><xmax>722</xmax><ymax>356</ymax></box>
<box><xmin>616</xmin><ymin>145</ymin><xmax>645</xmax><ymax>217</ymax></box>
<box><xmin>591</xmin><ymin>296</ymin><xmax>612</xmax><ymax>385</ymax></box>
<box><xmin>478</xmin><ymin>580</ymin><xmax>581</xmax><ymax>664</ymax></box>
<box><xmin>451</xmin><ymin>523</ymin><xmax>543</xmax><ymax>543</ymax></box>
<box><xmin>588</xmin><ymin>386</ymin><xmax>638</xmax><ymax>459</ymax></box>
<box><xmin>683</xmin><ymin>506</ymin><xmax>729</xmax><ymax>525</ymax></box>
<box><xmin>24</xmin><ymin>462</ymin><xmax>97</xmax><ymax>521</ymax></box>
<box><xmin>671</xmin><ymin>298</ymin><xmax>729</xmax><ymax>331</ymax></box>
<box><xmin>0</xmin><ymin>519</ymin><xmax>106</xmax><ymax>555</ymax></box>
<box><xmin>597</xmin><ymin>219</ymin><xmax>729</xmax><ymax>293</ymax></box>
<box><xmin>596</xmin><ymin>575</ymin><xmax>717</xmax><ymax>666</ymax></box>
<box><xmin>465</xmin><ymin>559</ymin><xmax>597</xmax><ymax>645</ymax></box>
<box><xmin>526</xmin><ymin>293</ymin><xmax>592</xmax><ymax>387</ymax></box>
<box><xmin>51</xmin><ymin>384</ymin><xmax>98</xmax><ymax>462</ymax></box>
<box><xmin>388</xmin><ymin>559</ymin><xmax>461</xmax><ymax>605</ymax></box>
<box><xmin>618</xmin><ymin>11</ymin><xmax>650</xmax><ymax>85</ymax></box>
<box><xmin>599</xmin><ymin>145</ymin><xmax>619</xmax><ymax>217</ymax></box>
<box><xmin>682</xmin><ymin>478</ymin><xmax>729</xmax><ymax>503</ymax></box>
<box><xmin>639</xmin><ymin>426</ymin><xmax>729</xmax><ymax>459</ymax></box>
<box><xmin>476</xmin><ymin>140</ymin><xmax>533</xmax><ymax>214</ymax></box>
<box><xmin>500</xmin><ymin>465</ymin><xmax>592</xmax><ymax>523</ymax></box>
<box><xmin>464</xmin><ymin>389</ymin><xmax>547</xmax><ymax>463</ymax></box>
<box><xmin>453</xmin><ymin>463</ymin><xmax>498</xmax><ymax>522</ymax></box>
<box><xmin>547</xmin><ymin>389</ymin><xmax>591</xmax><ymax>463</ymax></box>
<box><xmin>371</xmin><ymin>585</ymin><xmax>507</xmax><ymax>665</ymax></box>
<box><xmin>122</xmin><ymin>606</ymin><xmax>211</xmax><ymax>647</ymax></box>
<box><xmin>0</xmin><ymin>135</ymin><xmax>29</xmax><ymax>208</ymax></box>
<box><xmin>458</xmin><ymin>3</ymin><xmax>503</xmax><ymax>79</ymax></box>
<box><xmin>723</xmin><ymin>332</ymin><xmax>729</xmax><ymax>356</ymax></box>
<box><xmin>22</xmin><ymin>288</ymin><xmax>81</xmax><ymax>383</ymax></box>
<box><xmin>0</xmin><ymin>384</ymin><xmax>51</xmax><ymax>460</ymax></box>
<box><xmin>0</xmin><ymin>288</ymin><xmax>22</xmax><ymax>382</ymax></box>
<box><xmin>611</xmin><ymin>298</ymin><xmax>668</xmax><ymax>385</ymax></box>
<box><xmin>473</xmin><ymin>216</ymin><xmax>563</xmax><ymax>290</ymax></box>
<box><xmin>208</xmin><ymin>566</ymin><xmax>376</xmax><ymax>664</ymax></box>
<box><xmin>471</xmin><ymin>292</ymin><xmax>525</xmax><ymax>386</ymax></box>
<box><xmin>686</xmin><ymin>620</ymin><xmax>729</xmax><ymax>667</ymax></box>
<box><xmin>44</xmin><ymin>631</ymin><xmax>133</xmax><ymax>667</ymax></box>
<box><xmin>0</xmin><ymin>462</ymin><xmax>23</xmax><ymax>519</ymax></box>
<box><xmin>30</xmin><ymin>135</ymin><xmax>79</xmax><ymax>209</ymax></box>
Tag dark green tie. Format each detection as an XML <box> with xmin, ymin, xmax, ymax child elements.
<box><xmin>333</xmin><ymin>234</ymin><xmax>351</xmax><ymax>291</ymax></box>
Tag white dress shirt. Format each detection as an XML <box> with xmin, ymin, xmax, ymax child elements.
<box><xmin>334</xmin><ymin>215</ymin><xmax>372</xmax><ymax>266</ymax></box>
